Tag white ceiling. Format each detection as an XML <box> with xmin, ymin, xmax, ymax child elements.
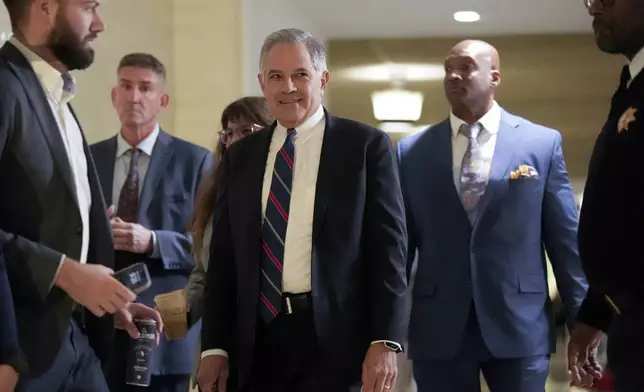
<box><xmin>291</xmin><ymin>0</ymin><xmax>593</xmax><ymax>38</ymax></box>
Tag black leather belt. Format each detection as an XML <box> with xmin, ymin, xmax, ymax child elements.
<box><xmin>281</xmin><ymin>292</ymin><xmax>311</xmax><ymax>315</ymax></box>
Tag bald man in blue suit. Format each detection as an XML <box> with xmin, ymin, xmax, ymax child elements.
<box><xmin>397</xmin><ymin>40</ymin><xmax>588</xmax><ymax>392</ymax></box>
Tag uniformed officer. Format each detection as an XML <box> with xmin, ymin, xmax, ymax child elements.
<box><xmin>568</xmin><ymin>0</ymin><xmax>644</xmax><ymax>390</ymax></box>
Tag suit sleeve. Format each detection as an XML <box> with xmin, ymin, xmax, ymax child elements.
<box><xmin>184</xmin><ymin>259</ymin><xmax>206</xmax><ymax>327</ymax></box>
<box><xmin>364</xmin><ymin>132</ymin><xmax>409</xmax><ymax>345</ymax></box>
<box><xmin>541</xmin><ymin>132</ymin><xmax>588</xmax><ymax>331</ymax></box>
<box><xmin>0</xmin><ymin>254</ymin><xmax>26</xmax><ymax>373</ymax></box>
<box><xmin>201</xmin><ymin>151</ymin><xmax>236</xmax><ymax>354</ymax></box>
<box><xmin>576</xmin><ymin>288</ymin><xmax>614</xmax><ymax>332</ymax></box>
<box><xmin>395</xmin><ymin>141</ymin><xmax>417</xmax><ymax>283</ymax></box>
<box><xmin>153</xmin><ymin>150</ymin><xmax>213</xmax><ymax>271</ymax></box>
<box><xmin>0</xmin><ymin>82</ymin><xmax>64</xmax><ymax>301</ymax></box>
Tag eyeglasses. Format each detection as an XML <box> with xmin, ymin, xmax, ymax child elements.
<box><xmin>584</xmin><ymin>0</ymin><xmax>615</xmax><ymax>9</ymax></box>
<box><xmin>218</xmin><ymin>124</ymin><xmax>262</xmax><ymax>144</ymax></box>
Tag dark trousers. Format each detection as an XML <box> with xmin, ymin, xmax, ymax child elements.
<box><xmin>243</xmin><ymin>308</ymin><xmax>361</xmax><ymax>392</ymax></box>
<box><xmin>16</xmin><ymin>320</ymin><xmax>109</xmax><ymax>392</ymax></box>
<box><xmin>608</xmin><ymin>305</ymin><xmax>644</xmax><ymax>392</ymax></box>
<box><xmin>107</xmin><ymin>331</ymin><xmax>190</xmax><ymax>392</ymax></box>
<box><xmin>413</xmin><ymin>307</ymin><xmax>550</xmax><ymax>392</ymax></box>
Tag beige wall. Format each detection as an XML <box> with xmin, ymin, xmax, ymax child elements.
<box><xmin>326</xmin><ymin>34</ymin><xmax>625</xmax><ymax>185</ymax></box>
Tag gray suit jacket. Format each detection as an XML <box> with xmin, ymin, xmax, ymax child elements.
<box><xmin>0</xmin><ymin>41</ymin><xmax>115</xmax><ymax>376</ymax></box>
<box><xmin>91</xmin><ymin>130</ymin><xmax>212</xmax><ymax>375</ymax></box>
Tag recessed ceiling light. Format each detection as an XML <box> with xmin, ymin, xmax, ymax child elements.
<box><xmin>453</xmin><ymin>11</ymin><xmax>480</xmax><ymax>23</ymax></box>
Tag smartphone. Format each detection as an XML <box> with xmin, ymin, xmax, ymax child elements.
<box><xmin>113</xmin><ymin>263</ymin><xmax>152</xmax><ymax>294</ymax></box>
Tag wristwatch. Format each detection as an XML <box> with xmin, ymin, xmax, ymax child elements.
<box><xmin>383</xmin><ymin>341</ymin><xmax>403</xmax><ymax>353</ymax></box>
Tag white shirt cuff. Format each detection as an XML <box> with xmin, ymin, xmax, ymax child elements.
<box><xmin>49</xmin><ymin>254</ymin><xmax>66</xmax><ymax>291</ymax></box>
<box><xmin>201</xmin><ymin>349</ymin><xmax>228</xmax><ymax>359</ymax></box>
<box><xmin>371</xmin><ymin>340</ymin><xmax>402</xmax><ymax>351</ymax></box>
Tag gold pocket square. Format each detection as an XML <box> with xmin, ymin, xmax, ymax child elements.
<box><xmin>510</xmin><ymin>165</ymin><xmax>539</xmax><ymax>180</ymax></box>
<box><xmin>617</xmin><ymin>107</ymin><xmax>638</xmax><ymax>133</ymax></box>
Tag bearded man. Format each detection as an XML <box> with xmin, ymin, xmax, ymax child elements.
<box><xmin>0</xmin><ymin>1</ymin><xmax>162</xmax><ymax>391</ymax></box>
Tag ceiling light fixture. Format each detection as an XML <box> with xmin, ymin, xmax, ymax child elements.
<box><xmin>371</xmin><ymin>88</ymin><xmax>424</xmax><ymax>123</ymax></box>
<box><xmin>453</xmin><ymin>11</ymin><xmax>480</xmax><ymax>23</ymax></box>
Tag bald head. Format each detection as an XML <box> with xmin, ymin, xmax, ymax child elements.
<box><xmin>449</xmin><ymin>40</ymin><xmax>500</xmax><ymax>71</ymax></box>
<box><xmin>443</xmin><ymin>39</ymin><xmax>501</xmax><ymax>123</ymax></box>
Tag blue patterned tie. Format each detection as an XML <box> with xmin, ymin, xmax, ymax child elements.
<box><xmin>259</xmin><ymin>128</ymin><xmax>296</xmax><ymax>323</ymax></box>
<box><xmin>459</xmin><ymin>123</ymin><xmax>490</xmax><ymax>223</ymax></box>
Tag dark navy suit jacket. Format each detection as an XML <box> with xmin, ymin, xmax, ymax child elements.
<box><xmin>91</xmin><ymin>130</ymin><xmax>212</xmax><ymax>375</ymax></box>
<box><xmin>0</xmin><ymin>254</ymin><xmax>20</xmax><ymax>368</ymax></box>
<box><xmin>398</xmin><ymin>109</ymin><xmax>588</xmax><ymax>361</ymax></box>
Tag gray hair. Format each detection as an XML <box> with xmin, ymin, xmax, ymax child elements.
<box><xmin>259</xmin><ymin>28</ymin><xmax>327</xmax><ymax>73</ymax></box>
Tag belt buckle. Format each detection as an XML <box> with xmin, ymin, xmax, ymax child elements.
<box><xmin>604</xmin><ymin>294</ymin><xmax>622</xmax><ymax>315</ymax></box>
<box><xmin>285</xmin><ymin>297</ymin><xmax>293</xmax><ymax>314</ymax></box>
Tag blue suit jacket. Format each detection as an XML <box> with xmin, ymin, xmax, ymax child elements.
<box><xmin>0</xmin><ymin>254</ymin><xmax>20</xmax><ymax>368</ymax></box>
<box><xmin>397</xmin><ymin>110</ymin><xmax>588</xmax><ymax>360</ymax></box>
<box><xmin>91</xmin><ymin>130</ymin><xmax>212</xmax><ymax>375</ymax></box>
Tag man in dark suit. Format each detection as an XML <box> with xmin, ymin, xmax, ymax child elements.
<box><xmin>397</xmin><ymin>40</ymin><xmax>587</xmax><ymax>392</ymax></box>
<box><xmin>0</xmin><ymin>254</ymin><xmax>24</xmax><ymax>391</ymax></box>
<box><xmin>0</xmin><ymin>1</ymin><xmax>161</xmax><ymax>391</ymax></box>
<box><xmin>197</xmin><ymin>28</ymin><xmax>409</xmax><ymax>392</ymax></box>
<box><xmin>568</xmin><ymin>1</ymin><xmax>644</xmax><ymax>390</ymax></box>
<box><xmin>91</xmin><ymin>53</ymin><xmax>212</xmax><ymax>392</ymax></box>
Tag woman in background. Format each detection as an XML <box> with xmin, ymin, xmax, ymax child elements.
<box><xmin>184</xmin><ymin>96</ymin><xmax>273</xmax><ymax>389</ymax></box>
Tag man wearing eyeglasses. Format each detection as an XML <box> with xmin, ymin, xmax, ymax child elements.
<box><xmin>568</xmin><ymin>0</ymin><xmax>644</xmax><ymax>390</ymax></box>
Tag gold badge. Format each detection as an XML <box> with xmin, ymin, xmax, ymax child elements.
<box><xmin>617</xmin><ymin>107</ymin><xmax>638</xmax><ymax>133</ymax></box>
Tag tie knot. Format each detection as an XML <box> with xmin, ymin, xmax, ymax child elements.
<box><xmin>61</xmin><ymin>72</ymin><xmax>75</xmax><ymax>94</ymax></box>
<box><xmin>286</xmin><ymin>128</ymin><xmax>297</xmax><ymax>139</ymax></box>
<box><xmin>129</xmin><ymin>148</ymin><xmax>141</xmax><ymax>161</ymax></box>
<box><xmin>460</xmin><ymin>123</ymin><xmax>481</xmax><ymax>140</ymax></box>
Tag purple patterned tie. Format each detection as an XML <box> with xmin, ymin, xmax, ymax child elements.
<box><xmin>459</xmin><ymin>123</ymin><xmax>490</xmax><ymax>223</ymax></box>
<box><xmin>117</xmin><ymin>148</ymin><xmax>141</xmax><ymax>223</ymax></box>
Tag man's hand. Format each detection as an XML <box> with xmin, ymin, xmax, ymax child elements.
<box><xmin>197</xmin><ymin>355</ymin><xmax>229</xmax><ymax>392</ymax></box>
<box><xmin>0</xmin><ymin>364</ymin><xmax>18</xmax><ymax>392</ymax></box>
<box><xmin>362</xmin><ymin>343</ymin><xmax>398</xmax><ymax>392</ymax></box>
<box><xmin>115</xmin><ymin>303</ymin><xmax>164</xmax><ymax>346</ymax></box>
<box><xmin>568</xmin><ymin>322</ymin><xmax>604</xmax><ymax>388</ymax></box>
<box><xmin>55</xmin><ymin>259</ymin><xmax>136</xmax><ymax>317</ymax></box>
<box><xmin>111</xmin><ymin>218</ymin><xmax>153</xmax><ymax>254</ymax></box>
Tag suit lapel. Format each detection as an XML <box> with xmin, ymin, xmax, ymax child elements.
<box><xmin>312</xmin><ymin>113</ymin><xmax>339</xmax><ymax>241</ymax></box>
<box><xmin>475</xmin><ymin>111</ymin><xmax>521</xmax><ymax>220</ymax></box>
<box><xmin>1</xmin><ymin>42</ymin><xmax>78</xmax><ymax>202</ymax></box>
<box><xmin>139</xmin><ymin>130</ymin><xmax>174</xmax><ymax>214</ymax></box>
<box><xmin>93</xmin><ymin>137</ymin><xmax>117</xmax><ymax>207</ymax></box>
<box><xmin>240</xmin><ymin>125</ymin><xmax>275</xmax><ymax>261</ymax></box>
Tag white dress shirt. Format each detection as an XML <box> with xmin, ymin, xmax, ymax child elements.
<box><xmin>202</xmin><ymin>106</ymin><xmax>326</xmax><ymax>359</ymax></box>
<box><xmin>627</xmin><ymin>46</ymin><xmax>644</xmax><ymax>87</ymax></box>
<box><xmin>112</xmin><ymin>125</ymin><xmax>161</xmax><ymax>257</ymax></box>
<box><xmin>10</xmin><ymin>38</ymin><xmax>92</xmax><ymax>281</ymax></box>
<box><xmin>261</xmin><ymin>105</ymin><xmax>326</xmax><ymax>294</ymax></box>
<box><xmin>450</xmin><ymin>101</ymin><xmax>502</xmax><ymax>190</ymax></box>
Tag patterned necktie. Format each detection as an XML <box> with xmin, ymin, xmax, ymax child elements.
<box><xmin>459</xmin><ymin>123</ymin><xmax>489</xmax><ymax>223</ymax></box>
<box><xmin>117</xmin><ymin>148</ymin><xmax>141</xmax><ymax>223</ymax></box>
<box><xmin>259</xmin><ymin>128</ymin><xmax>296</xmax><ymax>323</ymax></box>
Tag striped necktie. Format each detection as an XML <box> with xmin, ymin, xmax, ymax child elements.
<box><xmin>259</xmin><ymin>128</ymin><xmax>296</xmax><ymax>323</ymax></box>
<box><xmin>459</xmin><ymin>123</ymin><xmax>489</xmax><ymax>223</ymax></box>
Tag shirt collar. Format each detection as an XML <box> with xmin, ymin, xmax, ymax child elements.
<box><xmin>450</xmin><ymin>101</ymin><xmax>501</xmax><ymax>138</ymax></box>
<box><xmin>628</xmin><ymin>46</ymin><xmax>644</xmax><ymax>82</ymax></box>
<box><xmin>275</xmin><ymin>105</ymin><xmax>325</xmax><ymax>141</ymax></box>
<box><xmin>116</xmin><ymin>125</ymin><xmax>160</xmax><ymax>158</ymax></box>
<box><xmin>9</xmin><ymin>37</ymin><xmax>74</xmax><ymax>104</ymax></box>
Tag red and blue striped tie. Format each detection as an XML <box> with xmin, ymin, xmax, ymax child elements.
<box><xmin>259</xmin><ymin>128</ymin><xmax>296</xmax><ymax>323</ymax></box>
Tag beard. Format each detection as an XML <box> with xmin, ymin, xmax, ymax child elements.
<box><xmin>47</xmin><ymin>15</ymin><xmax>95</xmax><ymax>71</ymax></box>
